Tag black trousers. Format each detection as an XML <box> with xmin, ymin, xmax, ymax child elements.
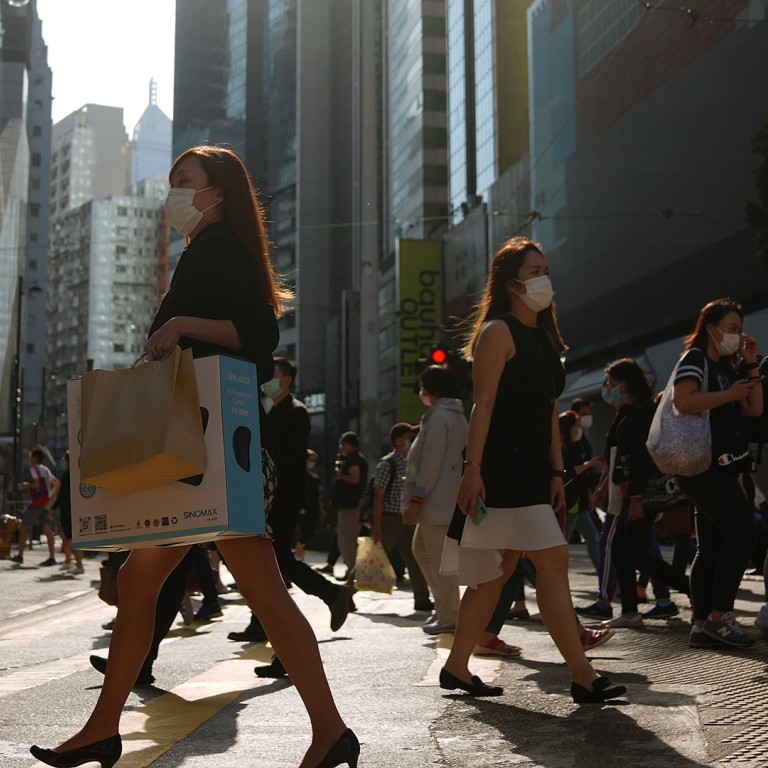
<box><xmin>677</xmin><ymin>468</ymin><xmax>758</xmax><ymax>620</ymax></box>
<box><xmin>142</xmin><ymin>546</ymin><xmax>219</xmax><ymax>673</ymax></box>
<box><xmin>611</xmin><ymin>500</ymin><xmax>690</xmax><ymax>615</ymax></box>
<box><xmin>244</xmin><ymin>503</ymin><xmax>340</xmax><ymax>633</ymax></box>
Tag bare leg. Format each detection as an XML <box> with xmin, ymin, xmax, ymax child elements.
<box><xmin>56</xmin><ymin>546</ymin><xmax>190</xmax><ymax>750</ymax></box>
<box><xmin>43</xmin><ymin>523</ymin><xmax>56</xmax><ymax>560</ymax></box>
<box><xmin>61</xmin><ymin>535</ymin><xmax>73</xmax><ymax>565</ymax></box>
<box><xmin>526</xmin><ymin>545</ymin><xmax>598</xmax><ymax>688</ymax></box>
<box><xmin>443</xmin><ymin>550</ymin><xmax>521</xmax><ymax>683</ymax></box>
<box><xmin>218</xmin><ymin>536</ymin><xmax>347</xmax><ymax>768</ymax></box>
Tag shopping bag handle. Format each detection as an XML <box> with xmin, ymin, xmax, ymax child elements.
<box><xmin>132</xmin><ymin>353</ymin><xmax>149</xmax><ymax>368</ymax></box>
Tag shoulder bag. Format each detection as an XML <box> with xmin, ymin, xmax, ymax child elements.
<box><xmin>646</xmin><ymin>356</ymin><xmax>711</xmax><ymax>477</ymax></box>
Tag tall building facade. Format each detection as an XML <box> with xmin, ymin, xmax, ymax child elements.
<box><xmin>0</xmin><ymin>0</ymin><xmax>52</xmax><ymax>482</ymax></box>
<box><xmin>131</xmin><ymin>79</ymin><xmax>173</xmax><ymax>184</ymax></box>
<box><xmin>377</xmin><ymin>0</ymin><xmax>450</xmax><ymax>429</ymax></box>
<box><xmin>172</xmin><ymin>0</ymin><xmax>385</xmax><ymax>462</ymax></box>
<box><xmin>527</xmin><ymin>0</ymin><xmax>768</xmax><ymax>406</ymax></box>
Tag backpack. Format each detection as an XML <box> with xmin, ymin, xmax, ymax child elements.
<box><xmin>358</xmin><ymin>454</ymin><xmax>398</xmax><ymax>521</ymax></box>
<box><xmin>29</xmin><ymin>464</ymin><xmax>50</xmax><ymax>508</ymax></box>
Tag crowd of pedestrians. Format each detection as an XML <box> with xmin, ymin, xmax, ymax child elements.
<box><xmin>5</xmin><ymin>145</ymin><xmax>765</xmax><ymax>768</ymax></box>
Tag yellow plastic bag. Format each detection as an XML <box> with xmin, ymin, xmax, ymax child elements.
<box><xmin>79</xmin><ymin>347</ymin><xmax>205</xmax><ymax>494</ymax></box>
<box><xmin>354</xmin><ymin>536</ymin><xmax>397</xmax><ymax>593</ymax></box>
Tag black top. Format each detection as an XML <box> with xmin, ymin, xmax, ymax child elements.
<box><xmin>563</xmin><ymin>437</ymin><xmax>590</xmax><ymax>510</ymax></box>
<box><xmin>481</xmin><ymin>316</ymin><xmax>565</xmax><ymax>507</ymax></box>
<box><xmin>265</xmin><ymin>394</ymin><xmax>310</xmax><ymax>509</ymax></box>
<box><xmin>331</xmin><ymin>452</ymin><xmax>368</xmax><ymax>509</ymax></box>
<box><xmin>674</xmin><ymin>348</ymin><xmax>752</xmax><ymax>473</ymax></box>
<box><xmin>149</xmin><ymin>222</ymin><xmax>278</xmax><ymax>386</ymax></box>
<box><xmin>605</xmin><ymin>403</ymin><xmax>654</xmax><ymax>496</ymax></box>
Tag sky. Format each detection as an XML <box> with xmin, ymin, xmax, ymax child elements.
<box><xmin>36</xmin><ymin>0</ymin><xmax>176</xmax><ymax>134</ymax></box>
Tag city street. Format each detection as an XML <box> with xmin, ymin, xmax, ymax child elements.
<box><xmin>0</xmin><ymin>545</ymin><xmax>765</xmax><ymax>768</ymax></box>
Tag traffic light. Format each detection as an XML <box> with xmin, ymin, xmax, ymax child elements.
<box><xmin>429</xmin><ymin>344</ymin><xmax>448</xmax><ymax>365</ymax></box>
<box><xmin>416</xmin><ymin>343</ymin><xmax>472</xmax><ymax>401</ymax></box>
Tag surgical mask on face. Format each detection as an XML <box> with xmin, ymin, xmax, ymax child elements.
<box><xmin>514</xmin><ymin>275</ymin><xmax>554</xmax><ymax>312</ymax></box>
<box><xmin>601</xmin><ymin>384</ymin><xmax>626</xmax><ymax>408</ymax></box>
<box><xmin>260</xmin><ymin>378</ymin><xmax>282</xmax><ymax>399</ymax></box>
<box><xmin>711</xmin><ymin>329</ymin><xmax>741</xmax><ymax>357</ymax></box>
<box><xmin>164</xmin><ymin>186</ymin><xmax>222</xmax><ymax>236</ymax></box>
<box><xmin>579</xmin><ymin>415</ymin><xmax>593</xmax><ymax>430</ymax></box>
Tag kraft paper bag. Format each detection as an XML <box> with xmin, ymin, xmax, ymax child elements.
<box><xmin>79</xmin><ymin>347</ymin><xmax>205</xmax><ymax>495</ymax></box>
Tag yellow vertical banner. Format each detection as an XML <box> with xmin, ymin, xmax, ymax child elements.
<box><xmin>398</xmin><ymin>239</ymin><xmax>443</xmax><ymax>424</ymax></box>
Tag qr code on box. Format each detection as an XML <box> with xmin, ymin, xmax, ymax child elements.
<box><xmin>79</xmin><ymin>517</ymin><xmax>91</xmax><ymax>534</ymax></box>
<box><xmin>95</xmin><ymin>515</ymin><xmax>107</xmax><ymax>532</ymax></box>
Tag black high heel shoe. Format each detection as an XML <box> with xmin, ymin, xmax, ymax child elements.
<box><xmin>314</xmin><ymin>727</ymin><xmax>360</xmax><ymax>768</ymax></box>
<box><xmin>571</xmin><ymin>675</ymin><xmax>627</xmax><ymax>703</ymax></box>
<box><xmin>439</xmin><ymin>667</ymin><xmax>504</xmax><ymax>697</ymax></box>
<box><xmin>30</xmin><ymin>734</ymin><xmax>122</xmax><ymax>768</ymax></box>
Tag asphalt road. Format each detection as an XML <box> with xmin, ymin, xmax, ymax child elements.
<box><xmin>0</xmin><ymin>545</ymin><xmax>766</xmax><ymax>768</ymax></box>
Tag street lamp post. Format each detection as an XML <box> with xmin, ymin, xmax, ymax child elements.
<box><xmin>11</xmin><ymin>276</ymin><xmax>43</xmax><ymax>483</ymax></box>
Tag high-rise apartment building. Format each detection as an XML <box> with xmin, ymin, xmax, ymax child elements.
<box><xmin>131</xmin><ymin>79</ymin><xmax>173</xmax><ymax>184</ymax></box>
<box><xmin>45</xmin><ymin>180</ymin><xmax>169</xmax><ymax>456</ymax></box>
<box><xmin>0</xmin><ymin>0</ymin><xmax>52</xmax><ymax>481</ymax></box>
<box><xmin>49</xmin><ymin>104</ymin><xmax>130</xmax><ymax>220</ymax></box>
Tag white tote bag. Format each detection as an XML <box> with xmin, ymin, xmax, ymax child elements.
<box><xmin>646</xmin><ymin>357</ymin><xmax>711</xmax><ymax>477</ymax></box>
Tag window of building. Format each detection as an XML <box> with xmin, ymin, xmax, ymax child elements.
<box><xmin>31</xmin><ymin>153</ymin><xmax>42</xmax><ymax>168</ymax></box>
<box><xmin>114</xmin><ymin>343</ymin><xmax>125</xmax><ymax>353</ymax></box>
<box><xmin>26</xmin><ymin>343</ymin><xmax>35</xmax><ymax>354</ymax></box>
<box><xmin>30</xmin><ymin>204</ymin><xmax>40</xmax><ymax>218</ymax></box>
<box><xmin>29</xmin><ymin>259</ymin><xmax>37</xmax><ymax>270</ymax></box>
<box><xmin>117</xmin><ymin>206</ymin><xmax>128</xmax><ymax>216</ymax></box>
<box><xmin>30</xmin><ymin>232</ymin><xmax>39</xmax><ymax>243</ymax></box>
<box><xmin>32</xmin><ymin>125</ymin><xmax>42</xmax><ymax>137</ymax></box>
<box><xmin>31</xmin><ymin>178</ymin><xmax>40</xmax><ymax>189</ymax></box>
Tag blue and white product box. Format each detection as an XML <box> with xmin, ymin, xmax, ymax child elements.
<box><xmin>67</xmin><ymin>355</ymin><xmax>266</xmax><ymax>550</ymax></box>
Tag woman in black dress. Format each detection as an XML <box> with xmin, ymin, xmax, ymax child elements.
<box><xmin>31</xmin><ymin>147</ymin><xmax>357</xmax><ymax>768</ymax></box>
<box><xmin>441</xmin><ymin>236</ymin><xmax>626</xmax><ymax>703</ymax></box>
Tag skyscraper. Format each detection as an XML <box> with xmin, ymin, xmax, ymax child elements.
<box><xmin>0</xmin><ymin>0</ymin><xmax>52</xmax><ymax>477</ymax></box>
<box><xmin>131</xmin><ymin>79</ymin><xmax>172</xmax><ymax>184</ymax></box>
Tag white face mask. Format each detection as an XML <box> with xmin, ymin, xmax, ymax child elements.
<box><xmin>710</xmin><ymin>329</ymin><xmax>741</xmax><ymax>357</ymax></box>
<box><xmin>164</xmin><ymin>186</ymin><xmax>221</xmax><ymax>236</ymax></box>
<box><xmin>515</xmin><ymin>275</ymin><xmax>554</xmax><ymax>312</ymax></box>
<box><xmin>579</xmin><ymin>415</ymin><xmax>593</xmax><ymax>430</ymax></box>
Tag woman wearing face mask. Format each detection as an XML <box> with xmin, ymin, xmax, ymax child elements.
<box><xmin>30</xmin><ymin>146</ymin><xmax>358</xmax><ymax>768</ymax></box>
<box><xmin>401</xmin><ymin>365</ymin><xmax>467</xmax><ymax>637</ymax></box>
<box><xmin>559</xmin><ymin>410</ymin><xmax>603</xmax><ymax>571</ymax></box>
<box><xmin>440</xmin><ymin>236</ymin><xmax>626</xmax><ymax>703</ymax></box>
<box><xmin>673</xmin><ymin>298</ymin><xmax>762</xmax><ymax>649</ymax></box>
<box><xmin>598</xmin><ymin>359</ymin><xmax>692</xmax><ymax>631</ymax></box>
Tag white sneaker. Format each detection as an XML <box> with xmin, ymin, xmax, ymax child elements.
<box><xmin>601</xmin><ymin>612</ymin><xmax>644</xmax><ymax>629</ymax></box>
<box><xmin>67</xmin><ymin>565</ymin><xmax>85</xmax><ymax>575</ymax></box>
<box><xmin>59</xmin><ymin>562</ymin><xmax>73</xmax><ymax>570</ymax></box>
<box><xmin>755</xmin><ymin>603</ymin><xmax>768</xmax><ymax>632</ymax></box>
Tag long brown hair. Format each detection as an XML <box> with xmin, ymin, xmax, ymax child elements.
<box><xmin>461</xmin><ymin>236</ymin><xmax>567</xmax><ymax>359</ymax></box>
<box><xmin>684</xmin><ymin>297</ymin><xmax>743</xmax><ymax>372</ymax></box>
<box><xmin>169</xmin><ymin>145</ymin><xmax>292</xmax><ymax>317</ymax></box>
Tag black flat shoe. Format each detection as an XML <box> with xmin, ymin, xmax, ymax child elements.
<box><xmin>314</xmin><ymin>727</ymin><xmax>360</xmax><ymax>768</ymax></box>
<box><xmin>571</xmin><ymin>675</ymin><xmax>627</xmax><ymax>703</ymax></box>
<box><xmin>439</xmin><ymin>667</ymin><xmax>503</xmax><ymax>696</ymax></box>
<box><xmin>30</xmin><ymin>734</ymin><xmax>122</xmax><ymax>768</ymax></box>
<box><xmin>254</xmin><ymin>654</ymin><xmax>287</xmax><ymax>678</ymax></box>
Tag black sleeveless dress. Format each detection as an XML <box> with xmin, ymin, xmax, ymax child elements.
<box><xmin>482</xmin><ymin>316</ymin><xmax>566</xmax><ymax>507</ymax></box>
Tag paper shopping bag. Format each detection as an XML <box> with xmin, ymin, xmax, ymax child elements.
<box><xmin>354</xmin><ymin>536</ymin><xmax>397</xmax><ymax>593</ymax></box>
<box><xmin>79</xmin><ymin>347</ymin><xmax>205</xmax><ymax>494</ymax></box>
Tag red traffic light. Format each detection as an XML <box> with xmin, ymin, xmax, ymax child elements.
<box><xmin>430</xmin><ymin>347</ymin><xmax>447</xmax><ymax>364</ymax></box>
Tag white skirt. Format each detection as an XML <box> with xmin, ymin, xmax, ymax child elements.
<box><xmin>441</xmin><ymin>504</ymin><xmax>565</xmax><ymax>588</ymax></box>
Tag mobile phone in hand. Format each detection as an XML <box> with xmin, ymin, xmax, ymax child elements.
<box><xmin>473</xmin><ymin>496</ymin><xmax>488</xmax><ymax>525</ymax></box>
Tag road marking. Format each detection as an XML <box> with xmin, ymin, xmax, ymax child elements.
<box><xmin>7</xmin><ymin>589</ymin><xmax>93</xmax><ymax>618</ymax></box>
